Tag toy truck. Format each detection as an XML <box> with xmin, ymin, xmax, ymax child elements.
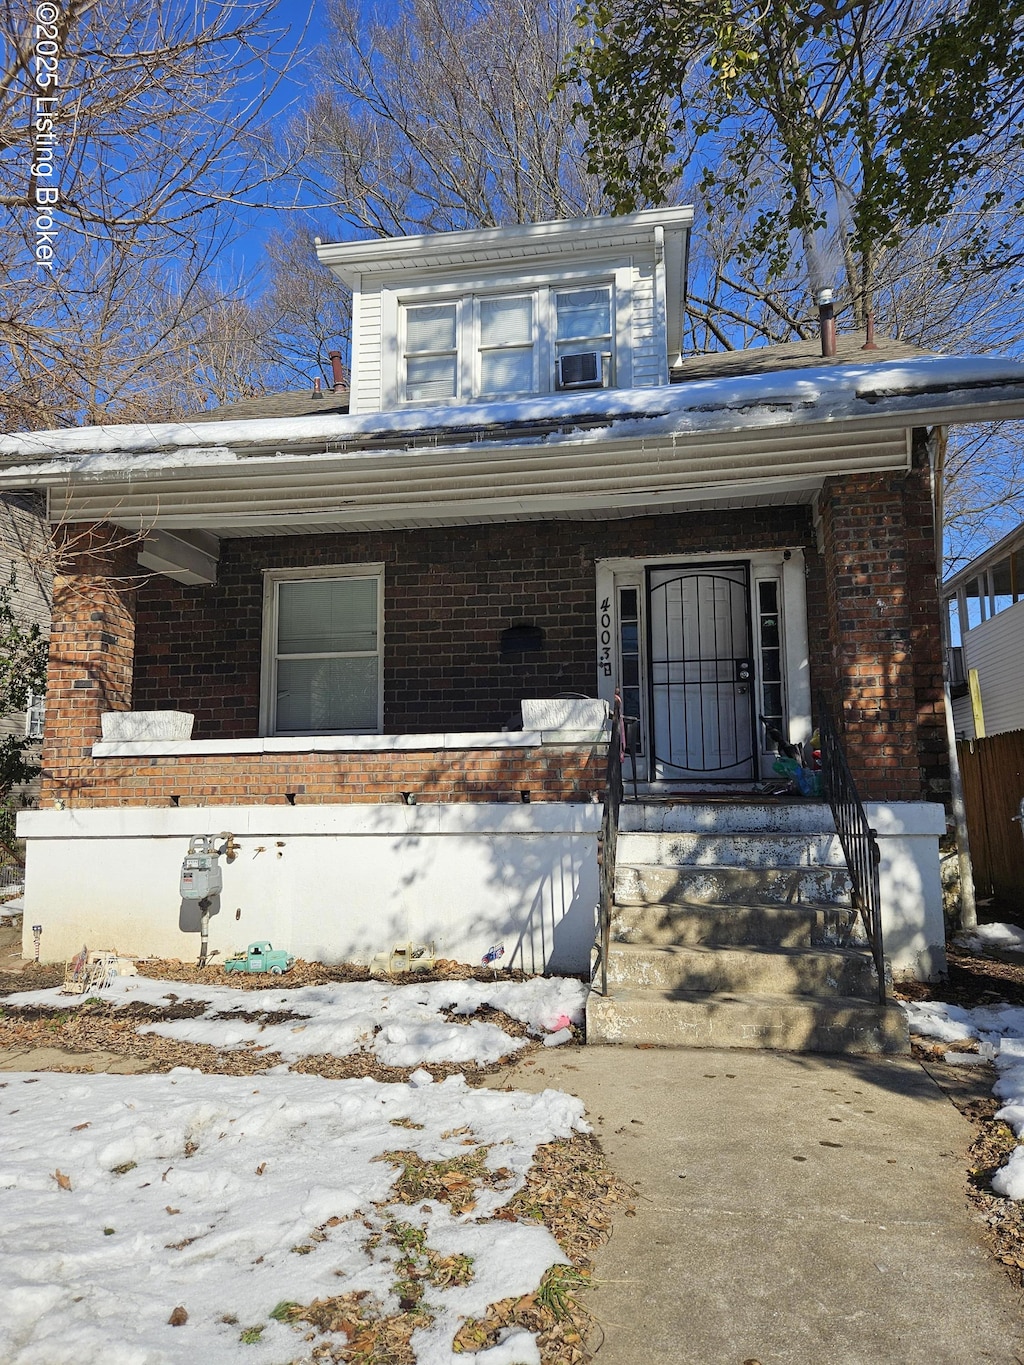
<box><xmin>223</xmin><ymin>941</ymin><xmax>294</xmax><ymax>975</ymax></box>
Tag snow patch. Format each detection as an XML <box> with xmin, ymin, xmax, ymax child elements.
<box><xmin>0</xmin><ymin>1069</ymin><xmax>586</xmax><ymax>1364</ymax></box>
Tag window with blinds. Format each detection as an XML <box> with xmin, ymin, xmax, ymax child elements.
<box><xmin>265</xmin><ymin>569</ymin><xmax>383</xmax><ymax>734</ymax></box>
<box><xmin>405</xmin><ymin>303</ymin><xmax>458</xmax><ymax>402</ymax></box>
<box><xmin>398</xmin><ymin>282</ymin><xmax>614</xmax><ymax>404</ymax></box>
<box><xmin>478</xmin><ymin>295</ymin><xmax>534</xmax><ymax>396</ymax></box>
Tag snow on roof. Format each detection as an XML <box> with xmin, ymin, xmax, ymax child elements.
<box><xmin>3</xmin><ymin>355</ymin><xmax>1024</xmax><ymax>477</ymax></box>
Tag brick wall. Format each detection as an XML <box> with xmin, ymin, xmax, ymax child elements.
<box><xmin>132</xmin><ymin>507</ymin><xmax>815</xmax><ymax>737</ymax></box>
<box><xmin>41</xmin><ymin>524</ymin><xmax>140</xmax><ymax>803</ymax></box>
<box><xmin>817</xmin><ymin>445</ymin><xmax>948</xmax><ymax>803</ymax></box>
<box><xmin>40</xmin><ymin>493</ymin><xmax>946</xmax><ymax>810</ymax></box>
<box><xmin>41</xmin><ymin>745</ymin><xmax>603</xmax><ymax>808</ymax></box>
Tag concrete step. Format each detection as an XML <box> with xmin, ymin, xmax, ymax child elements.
<box><xmin>616</xmin><ymin>830</ymin><xmax>846</xmax><ymax>869</ymax></box>
<box><xmin>585</xmin><ymin>987</ymin><xmax>908</xmax><ymax>1055</ymax></box>
<box><xmin>604</xmin><ymin>941</ymin><xmax>879</xmax><ymax>999</ymax></box>
<box><xmin>610</xmin><ymin>899</ymin><xmax>864</xmax><ymax>950</ymax></box>
<box><xmin>615</xmin><ymin>862</ymin><xmax>853</xmax><ymax>909</ymax></box>
<box><xmin>618</xmin><ymin>800</ymin><xmax>836</xmax><ymax>835</ymax></box>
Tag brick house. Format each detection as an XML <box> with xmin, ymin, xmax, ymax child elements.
<box><xmin>3</xmin><ymin>207</ymin><xmax>1024</xmax><ymax>1006</ymax></box>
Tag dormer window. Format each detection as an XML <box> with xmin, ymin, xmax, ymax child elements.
<box><xmin>555</xmin><ymin>287</ymin><xmax>612</xmax><ymax>369</ymax></box>
<box><xmin>405</xmin><ymin>303</ymin><xmax>459</xmax><ymax>402</ymax></box>
<box><xmin>479</xmin><ymin>295</ymin><xmax>535</xmax><ymax>396</ymax></box>
<box><xmin>397</xmin><ymin>283</ymin><xmax>614</xmax><ymax>405</ymax></box>
<box><xmin>319</xmin><ymin>207</ymin><xmax>694</xmax><ymax>413</ymax></box>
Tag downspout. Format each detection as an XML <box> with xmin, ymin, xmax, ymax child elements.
<box><xmin>653</xmin><ymin>225</ymin><xmax>669</xmax><ymax>383</ymax></box>
<box><xmin>678</xmin><ymin>224</ymin><xmax>691</xmax><ymax>368</ymax></box>
<box><xmin>930</xmin><ymin>425</ymin><xmax>978</xmax><ymax>931</ymax></box>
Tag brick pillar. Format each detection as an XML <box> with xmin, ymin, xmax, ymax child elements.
<box><xmin>817</xmin><ymin>448</ymin><xmax>945</xmax><ymax>803</ymax></box>
<box><xmin>41</xmin><ymin>524</ymin><xmax>140</xmax><ymax>805</ymax></box>
<box><xmin>905</xmin><ymin>430</ymin><xmax>950</xmax><ymax>803</ymax></box>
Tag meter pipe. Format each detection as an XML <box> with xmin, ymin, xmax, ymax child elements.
<box><xmin>198</xmin><ymin>896</ymin><xmax>211</xmax><ymax>969</ymax></box>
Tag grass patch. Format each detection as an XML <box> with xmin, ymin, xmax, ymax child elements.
<box><xmin>375</xmin><ymin>1146</ymin><xmax>506</xmax><ymax>1215</ymax></box>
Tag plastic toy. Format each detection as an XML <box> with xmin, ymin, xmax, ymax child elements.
<box><xmin>223</xmin><ymin>941</ymin><xmax>294</xmax><ymax>975</ymax></box>
<box><xmin>369</xmin><ymin>942</ymin><xmax>436</xmax><ymax>977</ymax></box>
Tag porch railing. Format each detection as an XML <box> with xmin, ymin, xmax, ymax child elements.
<box><xmin>594</xmin><ymin>694</ymin><xmax>625</xmax><ymax>997</ymax></box>
<box><xmin>816</xmin><ymin>698</ymin><xmax>887</xmax><ymax>1005</ymax></box>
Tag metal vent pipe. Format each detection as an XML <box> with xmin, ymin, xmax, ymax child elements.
<box><xmin>818</xmin><ymin>289</ymin><xmax>837</xmax><ymax>358</ymax></box>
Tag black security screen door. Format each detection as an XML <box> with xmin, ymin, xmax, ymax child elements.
<box><xmin>647</xmin><ymin>564</ymin><xmax>756</xmax><ymax>780</ymax></box>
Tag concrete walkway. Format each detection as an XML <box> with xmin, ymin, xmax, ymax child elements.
<box><xmin>485</xmin><ymin>1046</ymin><xmax>1024</xmax><ymax>1365</ymax></box>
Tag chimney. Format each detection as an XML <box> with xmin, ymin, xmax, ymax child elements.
<box><xmin>861</xmin><ymin>312</ymin><xmax>878</xmax><ymax>350</ymax></box>
<box><xmin>818</xmin><ymin>289</ymin><xmax>836</xmax><ymax>358</ymax></box>
<box><xmin>329</xmin><ymin>351</ymin><xmax>346</xmax><ymax>393</ymax></box>
<box><xmin>312</xmin><ymin>376</ymin><xmax>322</xmax><ymax>397</ymax></box>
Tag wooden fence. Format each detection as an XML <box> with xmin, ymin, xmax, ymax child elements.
<box><xmin>957</xmin><ymin>729</ymin><xmax>1024</xmax><ymax>904</ymax></box>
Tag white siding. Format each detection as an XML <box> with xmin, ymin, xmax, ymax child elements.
<box><xmin>629</xmin><ymin>261</ymin><xmax>663</xmax><ymax>387</ymax></box>
<box><xmin>961</xmin><ymin>597</ymin><xmax>1024</xmax><ymax>738</ymax></box>
<box><xmin>352</xmin><ymin>282</ymin><xmax>384</xmax><ymax>413</ymax></box>
<box><xmin>349</xmin><ymin>246</ymin><xmax>673</xmax><ymax>411</ymax></box>
<box><xmin>951</xmin><ymin>691</ymin><xmax>974</xmax><ymax>740</ymax></box>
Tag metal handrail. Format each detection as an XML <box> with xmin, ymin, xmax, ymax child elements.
<box><xmin>594</xmin><ymin>694</ymin><xmax>624</xmax><ymax>997</ymax></box>
<box><xmin>816</xmin><ymin>698</ymin><xmax>887</xmax><ymax>1005</ymax></box>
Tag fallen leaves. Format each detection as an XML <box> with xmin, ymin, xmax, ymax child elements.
<box><xmin>167</xmin><ymin>1306</ymin><xmax>188</xmax><ymax>1326</ymax></box>
<box><xmin>51</xmin><ymin>1168</ymin><xmax>71</xmax><ymax>1191</ymax></box>
<box><xmin>374</xmin><ymin>1148</ymin><xmax>494</xmax><ymax>1216</ymax></box>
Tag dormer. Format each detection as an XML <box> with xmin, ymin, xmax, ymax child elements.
<box><xmin>316</xmin><ymin>207</ymin><xmax>693</xmax><ymax>415</ymax></box>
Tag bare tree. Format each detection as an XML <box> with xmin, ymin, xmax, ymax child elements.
<box><xmin>262</xmin><ymin>224</ymin><xmax>352</xmax><ymax>388</ymax></box>
<box><xmin>284</xmin><ymin>0</ymin><xmax>613</xmax><ymax>237</ymax></box>
<box><xmin>0</xmin><ymin>0</ymin><xmax>304</xmax><ymax>428</ymax></box>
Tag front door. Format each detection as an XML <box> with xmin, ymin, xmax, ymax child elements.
<box><xmin>647</xmin><ymin>563</ymin><xmax>756</xmax><ymax>780</ymax></box>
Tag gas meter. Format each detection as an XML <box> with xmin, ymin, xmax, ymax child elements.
<box><xmin>180</xmin><ymin>835</ymin><xmax>223</xmax><ymax>901</ymax></box>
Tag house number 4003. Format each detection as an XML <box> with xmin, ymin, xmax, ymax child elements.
<box><xmin>598</xmin><ymin>596</ymin><xmax>613</xmax><ymax>677</ymax></box>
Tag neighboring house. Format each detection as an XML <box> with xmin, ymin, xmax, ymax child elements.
<box><xmin>0</xmin><ymin>492</ymin><xmax>51</xmax><ymax>817</ymax></box>
<box><xmin>943</xmin><ymin>522</ymin><xmax>1024</xmax><ymax>907</ymax></box>
<box><xmin>3</xmin><ymin>207</ymin><xmax>1024</xmax><ymax>1023</ymax></box>
<box><xmin>944</xmin><ymin>521</ymin><xmax>1024</xmax><ymax>741</ymax></box>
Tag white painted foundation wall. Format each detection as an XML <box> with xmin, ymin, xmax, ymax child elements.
<box><xmin>17</xmin><ymin>799</ymin><xmax>947</xmax><ymax>982</ymax></box>
<box><xmin>17</xmin><ymin>804</ymin><xmax>601</xmax><ymax>975</ymax></box>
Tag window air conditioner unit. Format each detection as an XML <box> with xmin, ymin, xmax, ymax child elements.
<box><xmin>557</xmin><ymin>351</ymin><xmax>608</xmax><ymax>390</ymax></box>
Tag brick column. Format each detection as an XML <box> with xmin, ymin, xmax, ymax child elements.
<box><xmin>41</xmin><ymin>524</ymin><xmax>140</xmax><ymax>805</ymax></box>
<box><xmin>904</xmin><ymin>430</ymin><xmax>950</xmax><ymax>803</ymax></box>
<box><xmin>817</xmin><ymin>445</ymin><xmax>946</xmax><ymax>803</ymax></box>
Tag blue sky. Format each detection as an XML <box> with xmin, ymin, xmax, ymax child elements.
<box><xmin>223</xmin><ymin>0</ymin><xmax>323</xmax><ymax>282</ymax></box>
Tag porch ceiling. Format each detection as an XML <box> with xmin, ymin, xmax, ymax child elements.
<box><xmin>37</xmin><ymin>422</ymin><xmax>910</xmax><ymax>537</ymax></box>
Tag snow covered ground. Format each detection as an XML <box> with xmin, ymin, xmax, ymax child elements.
<box><xmin>901</xmin><ymin>984</ymin><xmax>1024</xmax><ymax>1200</ymax></box>
<box><xmin>0</xmin><ymin>975</ymin><xmax>592</xmax><ymax>1364</ymax></box>
<box><xmin>954</xmin><ymin>922</ymin><xmax>1024</xmax><ymax>955</ymax></box>
<box><xmin>4</xmin><ymin>974</ymin><xmax>589</xmax><ymax>1067</ymax></box>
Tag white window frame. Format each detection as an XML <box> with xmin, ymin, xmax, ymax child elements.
<box><xmin>553</xmin><ymin>285</ymin><xmax>615</xmax><ymax>386</ymax></box>
<box><xmin>390</xmin><ymin>270</ymin><xmax>623</xmax><ymax>406</ymax></box>
<box><xmin>402</xmin><ymin>300</ymin><xmax>461</xmax><ymax>404</ymax></box>
<box><xmin>260</xmin><ymin>563</ymin><xmax>385</xmax><ymax>737</ymax></box>
<box><xmin>475</xmin><ymin>292</ymin><xmax>538</xmax><ymax>399</ymax></box>
<box><xmin>24</xmin><ymin>690</ymin><xmax>44</xmax><ymax>740</ymax></box>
